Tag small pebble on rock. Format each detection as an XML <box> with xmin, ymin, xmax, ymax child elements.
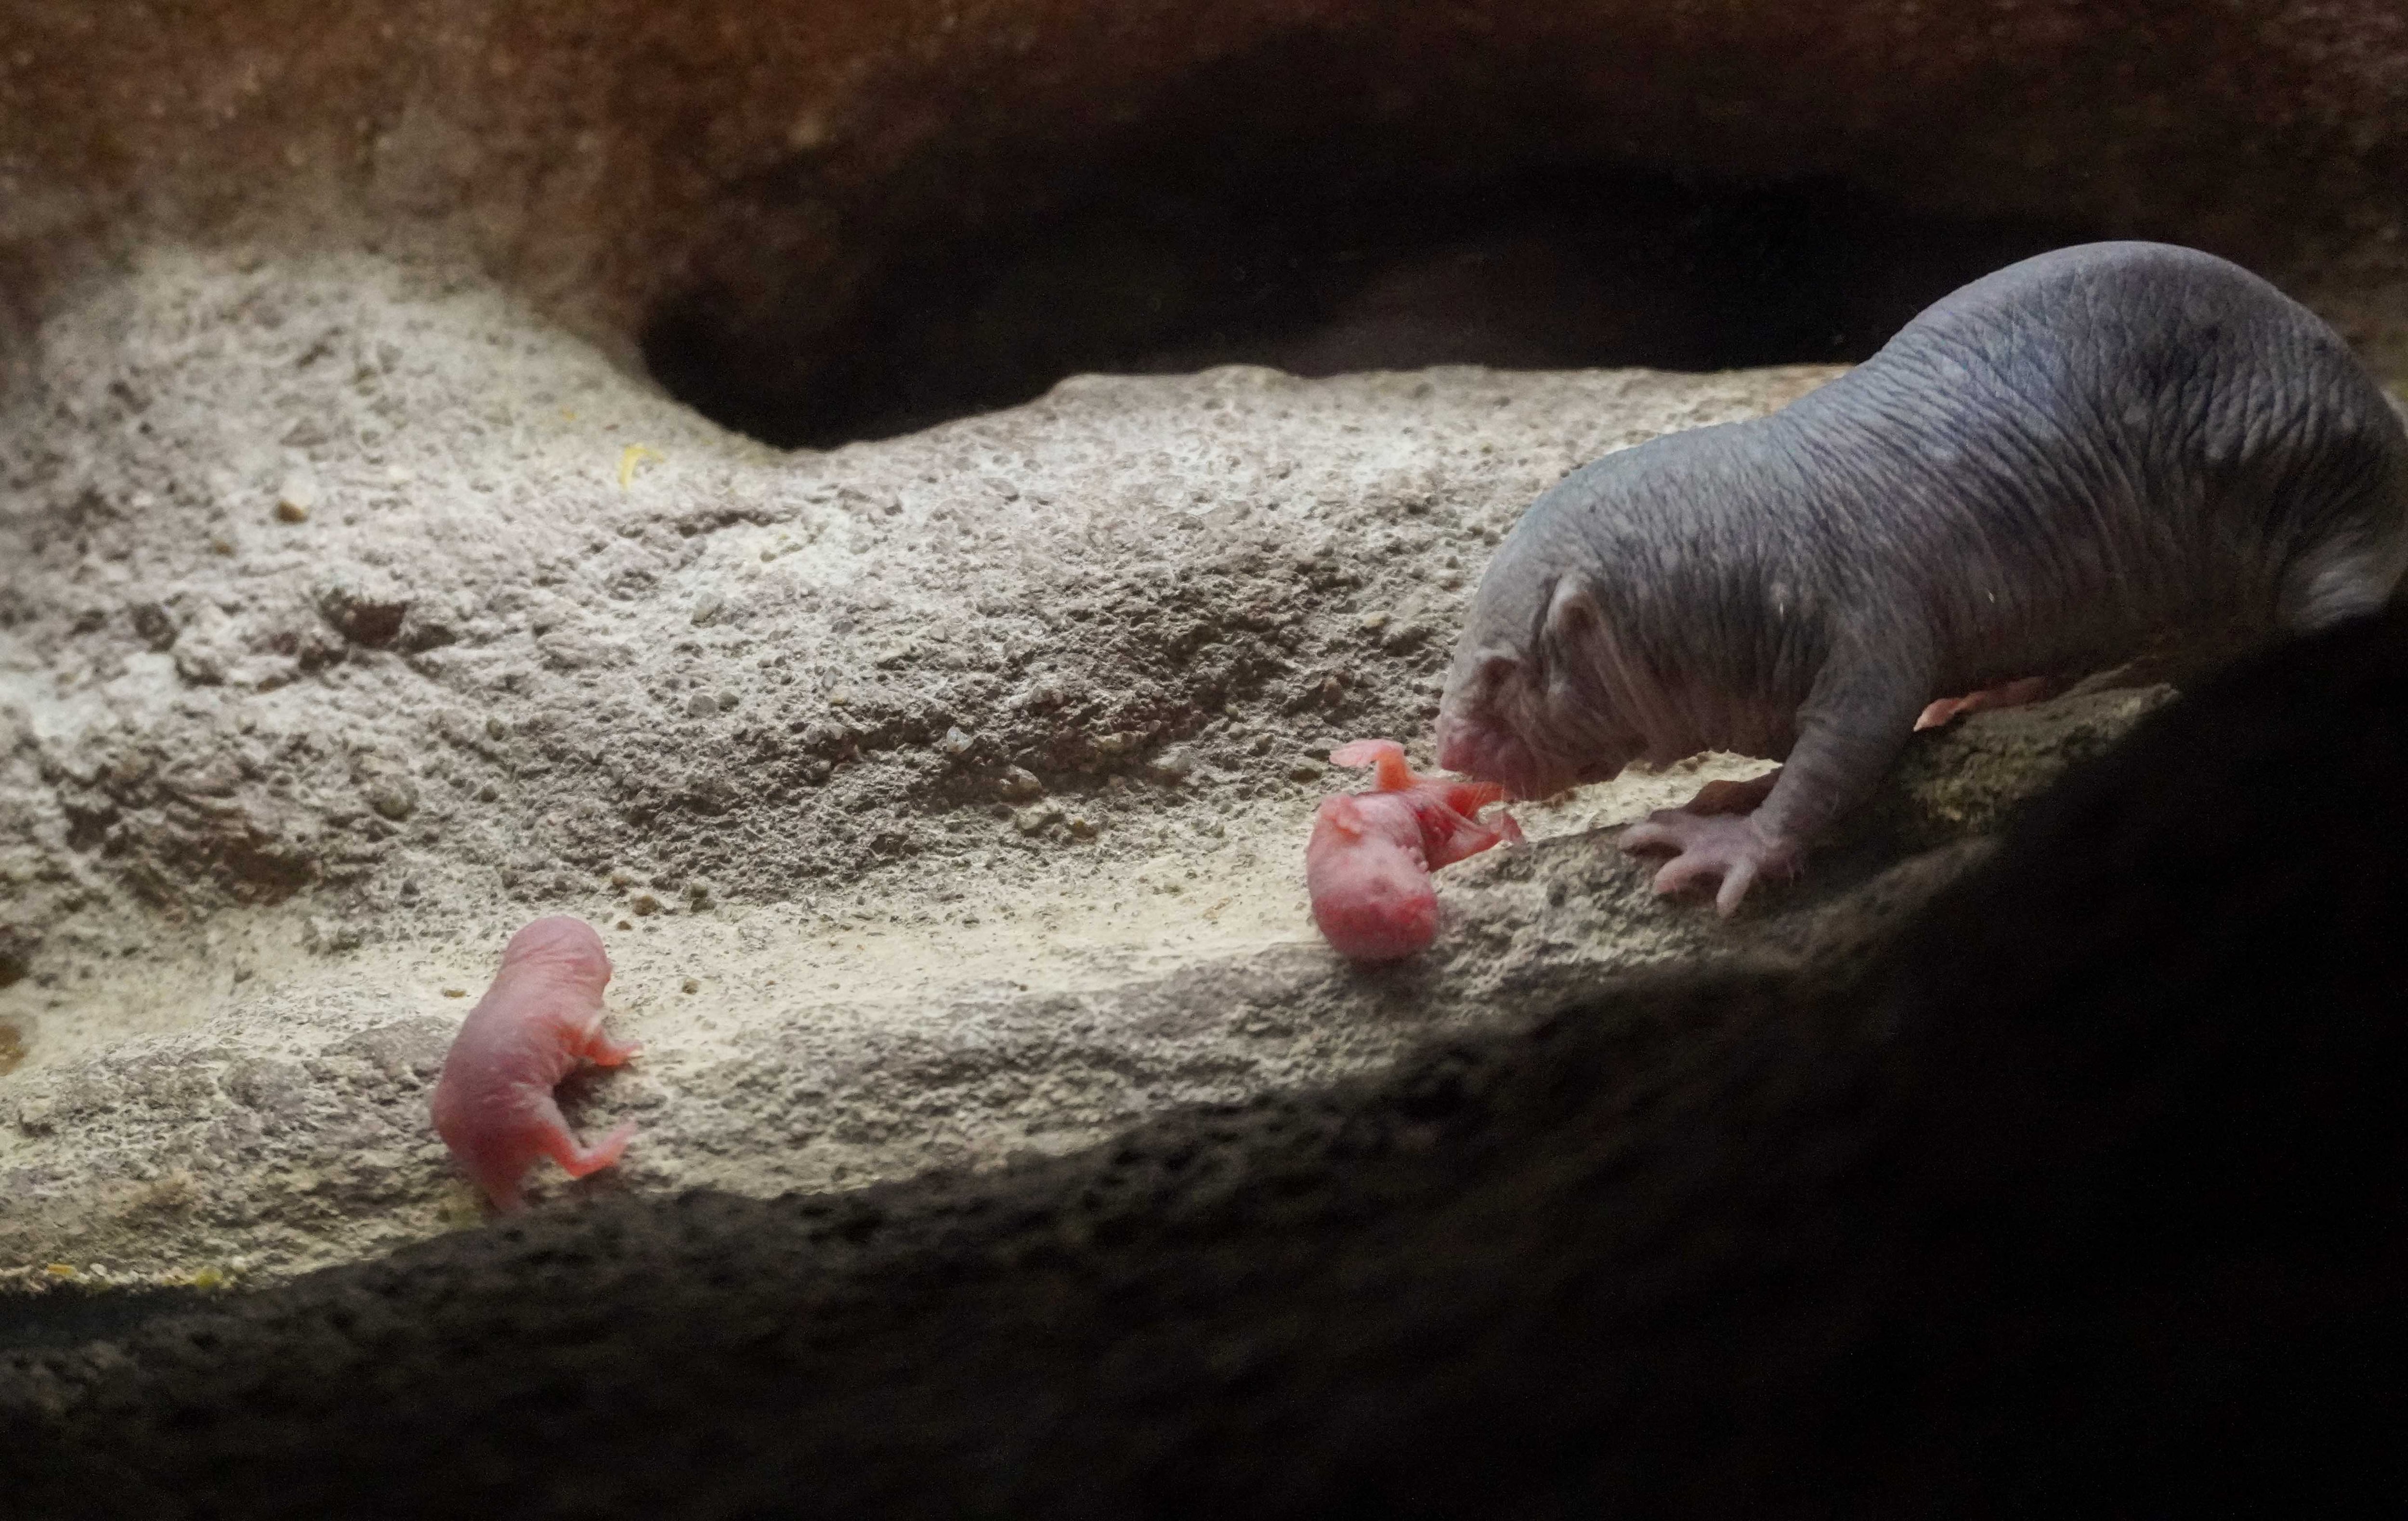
<box><xmin>364</xmin><ymin>779</ymin><xmax>418</xmax><ymax>820</ymax></box>
<box><xmin>274</xmin><ymin>473</ymin><xmax>317</xmax><ymax>522</ymax></box>
<box><xmin>999</xmin><ymin>767</ymin><xmax>1043</xmax><ymax>801</ymax></box>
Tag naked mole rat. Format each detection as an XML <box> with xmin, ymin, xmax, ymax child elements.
<box><xmin>1435</xmin><ymin>241</ymin><xmax>2408</xmax><ymax>914</ymax></box>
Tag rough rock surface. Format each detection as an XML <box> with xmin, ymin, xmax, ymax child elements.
<box><xmin>7</xmin><ymin>0</ymin><xmax>2408</xmax><ymax>1290</ymax></box>
<box><xmin>0</xmin><ymin>246</ymin><xmax>2177</xmax><ymax>1283</ymax></box>
<box><xmin>2</xmin><ymin>612</ymin><xmax>2399</xmax><ymax>1518</ymax></box>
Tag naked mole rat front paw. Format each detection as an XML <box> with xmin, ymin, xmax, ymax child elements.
<box><xmin>1621</xmin><ymin>809</ymin><xmax>1803</xmax><ymax>917</ymax></box>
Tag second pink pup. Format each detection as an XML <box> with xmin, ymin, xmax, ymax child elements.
<box><xmin>431</xmin><ymin>916</ymin><xmax>641</xmax><ymax>1211</ymax></box>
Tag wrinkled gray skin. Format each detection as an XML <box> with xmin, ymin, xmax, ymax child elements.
<box><xmin>1437</xmin><ymin>242</ymin><xmax>2408</xmax><ymax>913</ymax></box>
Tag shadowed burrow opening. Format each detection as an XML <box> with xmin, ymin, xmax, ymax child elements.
<box><xmin>641</xmin><ymin>56</ymin><xmax>2094</xmax><ymax>449</ymax></box>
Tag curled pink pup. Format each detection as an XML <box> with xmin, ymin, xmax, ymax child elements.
<box><xmin>431</xmin><ymin>916</ymin><xmax>641</xmax><ymax>1210</ymax></box>
<box><xmin>1306</xmin><ymin>738</ymin><xmax>1523</xmax><ymax>962</ymax></box>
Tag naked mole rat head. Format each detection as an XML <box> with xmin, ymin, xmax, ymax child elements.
<box><xmin>1436</xmin><ymin>528</ymin><xmax>1649</xmax><ymax>800</ymax></box>
<box><xmin>499</xmin><ymin>915</ymin><xmax>614</xmax><ymax>986</ymax></box>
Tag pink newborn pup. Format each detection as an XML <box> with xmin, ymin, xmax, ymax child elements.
<box><xmin>1307</xmin><ymin>739</ymin><xmax>1522</xmax><ymax>962</ymax></box>
<box><xmin>431</xmin><ymin>916</ymin><xmax>641</xmax><ymax>1210</ymax></box>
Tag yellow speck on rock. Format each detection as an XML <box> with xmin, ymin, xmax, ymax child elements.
<box><xmin>43</xmin><ymin>1262</ymin><xmax>77</xmax><ymax>1278</ymax></box>
<box><xmin>618</xmin><ymin>443</ymin><xmax>665</xmax><ymax>489</ymax></box>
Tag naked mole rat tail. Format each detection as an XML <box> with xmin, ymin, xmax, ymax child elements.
<box><xmin>2284</xmin><ymin>439</ymin><xmax>2408</xmax><ymax>630</ymax></box>
<box><xmin>2266</xmin><ymin>371</ymin><xmax>2408</xmax><ymax>629</ymax></box>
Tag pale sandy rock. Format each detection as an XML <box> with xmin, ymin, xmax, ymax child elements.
<box><xmin>0</xmin><ymin>247</ymin><xmax>2165</xmax><ymax>1285</ymax></box>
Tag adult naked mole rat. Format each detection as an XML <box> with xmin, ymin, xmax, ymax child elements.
<box><xmin>1436</xmin><ymin>241</ymin><xmax>2408</xmax><ymax>914</ymax></box>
